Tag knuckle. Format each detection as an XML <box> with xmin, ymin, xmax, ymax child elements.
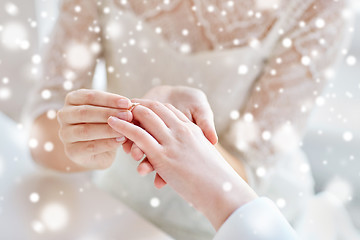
<box><xmin>163</xmin><ymin>147</ymin><xmax>177</xmax><ymax>160</ymax></box>
<box><xmin>148</xmin><ymin>100</ymin><xmax>161</xmax><ymax>109</ymax></box>
<box><xmin>105</xmin><ymin>139</ymin><xmax>117</xmax><ymax>149</ymax></box>
<box><xmin>77</xmin><ymin>124</ymin><xmax>90</xmax><ymax>139</ymax></box>
<box><xmin>77</xmin><ymin>105</ymin><xmax>90</xmax><ymax>121</ymax></box>
<box><xmin>175</xmin><ymin>123</ymin><xmax>191</xmax><ymax>135</ymax></box>
<box><xmin>85</xmin><ymin>142</ymin><xmax>96</xmax><ymax>154</ymax></box>
<box><xmin>84</xmin><ymin>90</ymin><xmax>95</xmax><ymax>102</ymax></box>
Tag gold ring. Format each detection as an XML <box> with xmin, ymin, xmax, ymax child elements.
<box><xmin>128</xmin><ymin>103</ymin><xmax>140</xmax><ymax>112</ymax></box>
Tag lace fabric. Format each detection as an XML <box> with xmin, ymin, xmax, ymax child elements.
<box><xmin>226</xmin><ymin>0</ymin><xmax>350</xmax><ymax>171</ymax></box>
<box><xmin>123</xmin><ymin>0</ymin><xmax>280</xmax><ymax>52</ymax></box>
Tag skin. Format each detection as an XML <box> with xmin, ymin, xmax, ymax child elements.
<box><xmin>124</xmin><ymin>86</ymin><xmax>248</xmax><ymax>187</ymax></box>
<box><xmin>107</xmin><ymin>101</ymin><xmax>257</xmax><ymax>230</ymax></box>
<box><xmin>30</xmin><ymin>87</ymin><xmax>248</xmax><ymax>182</ymax></box>
<box><xmin>30</xmin><ymin>89</ymin><xmax>133</xmax><ymax>171</ymax></box>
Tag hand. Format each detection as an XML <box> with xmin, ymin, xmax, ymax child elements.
<box><xmin>57</xmin><ymin>89</ymin><xmax>132</xmax><ymax>169</ymax></box>
<box><xmin>107</xmin><ymin>101</ymin><xmax>257</xmax><ymax>230</ymax></box>
<box><xmin>142</xmin><ymin>85</ymin><xmax>218</xmax><ymax>143</ymax></box>
<box><xmin>123</xmin><ymin>86</ymin><xmax>218</xmax><ymax>185</ymax></box>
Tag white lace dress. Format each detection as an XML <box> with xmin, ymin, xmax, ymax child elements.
<box><xmin>24</xmin><ymin>0</ymin><xmax>351</xmax><ymax>239</ymax></box>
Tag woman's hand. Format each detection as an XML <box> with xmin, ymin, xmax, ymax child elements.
<box><xmin>107</xmin><ymin>101</ymin><xmax>257</xmax><ymax>230</ymax></box>
<box><xmin>56</xmin><ymin>89</ymin><xmax>133</xmax><ymax>169</ymax></box>
<box><xmin>142</xmin><ymin>85</ymin><xmax>218</xmax><ymax>144</ymax></box>
<box><xmin>122</xmin><ymin>86</ymin><xmax>218</xmax><ymax>184</ymax></box>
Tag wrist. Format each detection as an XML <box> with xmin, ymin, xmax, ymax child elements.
<box><xmin>197</xmin><ymin>170</ymin><xmax>258</xmax><ymax>230</ymax></box>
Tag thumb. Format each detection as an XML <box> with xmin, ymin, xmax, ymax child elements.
<box><xmin>192</xmin><ymin>109</ymin><xmax>218</xmax><ymax>145</ymax></box>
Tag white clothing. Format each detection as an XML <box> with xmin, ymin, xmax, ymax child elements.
<box><xmin>23</xmin><ymin>0</ymin><xmax>351</xmax><ymax>239</ymax></box>
<box><xmin>214</xmin><ymin>198</ymin><xmax>299</xmax><ymax>240</ymax></box>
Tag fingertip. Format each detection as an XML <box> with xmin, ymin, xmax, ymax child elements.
<box><xmin>155</xmin><ymin>183</ymin><xmax>165</xmax><ymax>189</ymax></box>
<box><xmin>137</xmin><ymin>166</ymin><xmax>148</xmax><ymax>176</ymax></box>
<box><xmin>200</xmin><ymin>121</ymin><xmax>218</xmax><ymax>145</ymax></box>
<box><xmin>154</xmin><ymin>174</ymin><xmax>167</xmax><ymax>189</ymax></box>
<box><xmin>108</xmin><ymin>116</ymin><xmax>121</xmax><ymax>126</ymax></box>
<box><xmin>137</xmin><ymin>160</ymin><xmax>154</xmax><ymax>176</ymax></box>
<box><xmin>209</xmin><ymin>132</ymin><xmax>218</xmax><ymax>145</ymax></box>
<box><xmin>117</xmin><ymin>98</ymin><xmax>131</xmax><ymax>109</ymax></box>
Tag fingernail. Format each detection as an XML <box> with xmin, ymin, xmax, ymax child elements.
<box><xmin>116</xmin><ymin>136</ymin><xmax>125</xmax><ymax>142</ymax></box>
<box><xmin>117</xmin><ymin>99</ymin><xmax>130</xmax><ymax>109</ymax></box>
<box><xmin>116</xmin><ymin>111</ymin><xmax>130</xmax><ymax>121</ymax></box>
<box><xmin>138</xmin><ymin>171</ymin><xmax>147</xmax><ymax>177</ymax></box>
<box><xmin>108</xmin><ymin>116</ymin><xmax>120</xmax><ymax>123</ymax></box>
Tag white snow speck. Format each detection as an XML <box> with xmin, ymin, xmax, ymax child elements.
<box><xmin>150</xmin><ymin>197</ymin><xmax>160</xmax><ymax>208</ymax></box>
<box><xmin>29</xmin><ymin>193</ymin><xmax>40</xmax><ymax>203</ymax></box>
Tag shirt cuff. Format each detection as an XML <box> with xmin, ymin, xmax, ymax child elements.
<box><xmin>214</xmin><ymin>197</ymin><xmax>299</xmax><ymax>240</ymax></box>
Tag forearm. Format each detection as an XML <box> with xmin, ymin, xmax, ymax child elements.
<box><xmin>30</xmin><ymin>112</ymin><xmax>88</xmax><ymax>172</ymax></box>
<box><xmin>195</xmin><ymin>156</ymin><xmax>257</xmax><ymax>230</ymax></box>
<box><xmin>216</xmin><ymin>143</ymin><xmax>248</xmax><ymax>182</ymax></box>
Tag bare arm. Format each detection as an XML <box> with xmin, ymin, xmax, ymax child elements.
<box><xmin>216</xmin><ymin>144</ymin><xmax>248</xmax><ymax>182</ymax></box>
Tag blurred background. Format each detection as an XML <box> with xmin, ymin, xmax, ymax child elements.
<box><xmin>0</xmin><ymin>0</ymin><xmax>359</xmax><ymax>237</ymax></box>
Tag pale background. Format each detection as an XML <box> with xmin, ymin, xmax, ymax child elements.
<box><xmin>0</xmin><ymin>0</ymin><xmax>359</xmax><ymax>230</ymax></box>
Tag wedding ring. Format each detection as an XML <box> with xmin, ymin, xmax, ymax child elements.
<box><xmin>128</xmin><ymin>102</ymin><xmax>140</xmax><ymax>112</ymax></box>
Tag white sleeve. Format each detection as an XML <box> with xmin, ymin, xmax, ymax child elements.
<box><xmin>214</xmin><ymin>198</ymin><xmax>300</xmax><ymax>240</ymax></box>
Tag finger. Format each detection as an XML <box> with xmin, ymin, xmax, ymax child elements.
<box><xmin>131</xmin><ymin>144</ymin><xmax>144</xmax><ymax>161</ymax></box>
<box><xmin>122</xmin><ymin>140</ymin><xmax>133</xmax><ymax>154</ymax></box>
<box><xmin>107</xmin><ymin>116</ymin><xmax>160</xmax><ymax>153</ymax></box>
<box><xmin>192</xmin><ymin>107</ymin><xmax>218</xmax><ymax>145</ymax></box>
<box><xmin>137</xmin><ymin>158</ymin><xmax>154</xmax><ymax>176</ymax></box>
<box><xmin>132</xmin><ymin>99</ymin><xmax>184</xmax><ymax>128</ymax></box>
<box><xmin>58</xmin><ymin>105</ymin><xmax>133</xmax><ymax>124</ymax></box>
<box><xmin>154</xmin><ymin>173</ymin><xmax>167</xmax><ymax>189</ymax></box>
<box><xmin>90</xmin><ymin>151</ymin><xmax>117</xmax><ymax>169</ymax></box>
<box><xmin>60</xmin><ymin>123</ymin><xmax>124</xmax><ymax>143</ymax></box>
<box><xmin>164</xmin><ymin>103</ymin><xmax>190</xmax><ymax>122</ymax></box>
<box><xmin>66</xmin><ymin>89</ymin><xmax>131</xmax><ymax>109</ymax></box>
<box><xmin>66</xmin><ymin>138</ymin><xmax>124</xmax><ymax>160</ymax></box>
<box><xmin>71</xmin><ymin>150</ymin><xmax>117</xmax><ymax>170</ymax></box>
<box><xmin>130</xmin><ymin>105</ymin><xmax>171</xmax><ymax>143</ymax></box>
